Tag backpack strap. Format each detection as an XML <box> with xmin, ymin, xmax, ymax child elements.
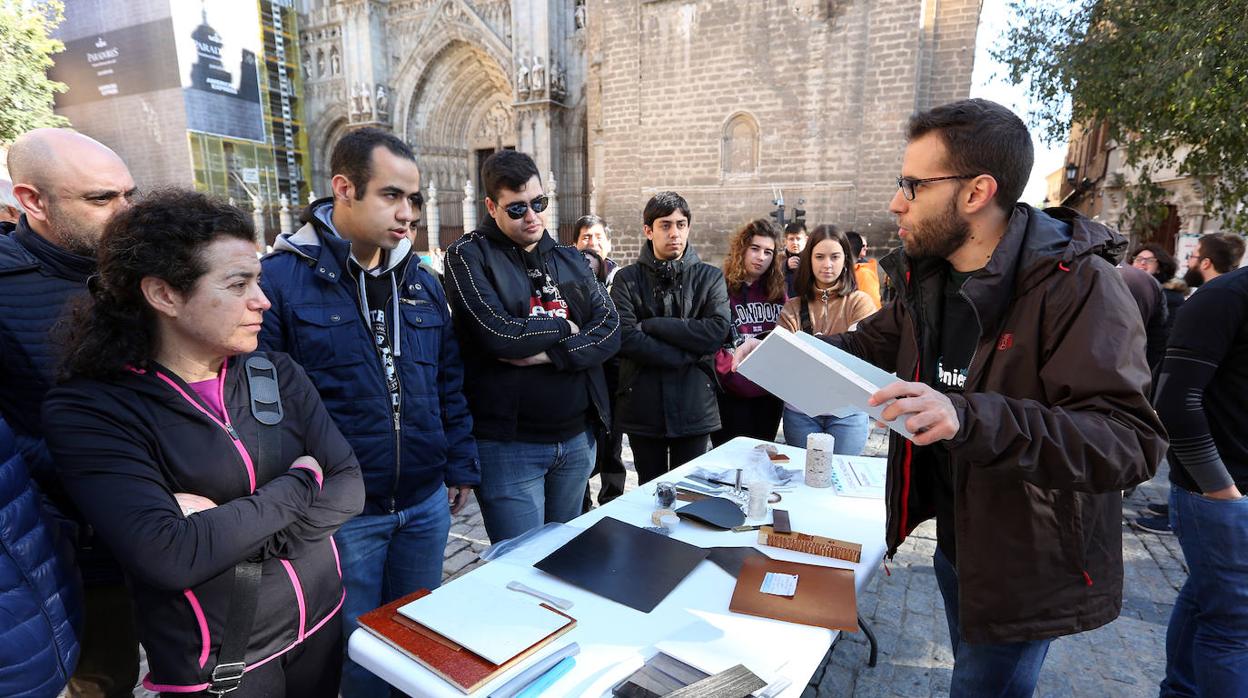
<box><xmin>206</xmin><ymin>355</ymin><xmax>284</xmax><ymax>695</ymax></box>
<box><xmin>799</xmin><ymin>298</ymin><xmax>814</xmax><ymax>335</ymax></box>
<box><xmin>207</xmin><ymin>562</ymin><xmax>261</xmax><ymax>694</ymax></box>
<box><xmin>244</xmin><ymin>355</ymin><xmax>283</xmax><ymax>426</ymax></box>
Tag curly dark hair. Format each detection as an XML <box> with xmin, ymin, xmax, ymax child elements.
<box><xmin>722</xmin><ymin>218</ymin><xmax>786</xmax><ymax>302</ymax></box>
<box><xmin>59</xmin><ymin>189</ymin><xmax>256</xmax><ymax>380</ymax></box>
<box><xmin>794</xmin><ymin>224</ymin><xmax>858</xmax><ymax>299</ymax></box>
<box><xmin>1130</xmin><ymin>242</ymin><xmax>1177</xmax><ymax>283</ymax></box>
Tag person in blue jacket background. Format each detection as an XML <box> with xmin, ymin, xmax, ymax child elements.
<box><xmin>0</xmin><ymin>415</ymin><xmax>81</xmax><ymax>698</ymax></box>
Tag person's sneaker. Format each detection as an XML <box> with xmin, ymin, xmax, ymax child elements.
<box><xmin>1130</xmin><ymin>515</ymin><xmax>1172</xmax><ymax>535</ymax></box>
<box><xmin>1145</xmin><ymin>503</ymin><xmax>1169</xmax><ymax>518</ymax></box>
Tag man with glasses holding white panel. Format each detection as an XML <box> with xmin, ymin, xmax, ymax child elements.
<box><xmin>736</xmin><ymin>99</ymin><xmax>1166</xmax><ymax>695</ymax></box>
<box><xmin>445</xmin><ymin>150</ymin><xmax>620</xmax><ymax>542</ymax></box>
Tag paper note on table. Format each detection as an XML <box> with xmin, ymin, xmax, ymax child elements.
<box><xmin>760</xmin><ymin>573</ymin><xmax>798</xmax><ymax>597</ymax></box>
<box><xmin>737</xmin><ymin>326</ymin><xmax>913</xmax><ymax>438</ymax></box>
<box><xmin>397</xmin><ymin>576</ymin><xmax>571</xmax><ymax>665</ymax></box>
<box><xmin>830</xmin><ymin>456</ymin><xmax>888</xmax><ymax>499</ymax></box>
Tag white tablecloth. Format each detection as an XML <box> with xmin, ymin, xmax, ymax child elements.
<box><xmin>348</xmin><ymin>436</ymin><xmax>888</xmax><ymax>697</ymax></box>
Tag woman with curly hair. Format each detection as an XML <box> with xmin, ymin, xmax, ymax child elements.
<box><xmin>778</xmin><ymin>225</ymin><xmax>877</xmax><ymax>454</ymax></box>
<box><xmin>712</xmin><ymin>218</ymin><xmax>788</xmax><ymax>446</ymax></box>
<box><xmin>43</xmin><ymin>190</ymin><xmax>363</xmax><ymax>697</ymax></box>
<box><xmin>1130</xmin><ymin>242</ymin><xmax>1185</xmax><ymax>340</ymax></box>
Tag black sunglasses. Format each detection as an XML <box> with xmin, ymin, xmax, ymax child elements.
<box><xmin>502</xmin><ymin>195</ymin><xmax>550</xmax><ymax>220</ymax></box>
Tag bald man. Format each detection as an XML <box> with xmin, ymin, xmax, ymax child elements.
<box><xmin>1</xmin><ymin>128</ymin><xmax>138</xmax><ymax>697</ymax></box>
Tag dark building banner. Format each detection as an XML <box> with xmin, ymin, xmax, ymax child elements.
<box><xmin>52</xmin><ymin>1</ymin><xmax>266</xmax><ymax>143</ymax></box>
<box><xmin>172</xmin><ymin>1</ymin><xmax>266</xmax><ymax>142</ymax></box>
<box><xmin>50</xmin><ymin>19</ymin><xmax>180</xmax><ymax>107</ymax></box>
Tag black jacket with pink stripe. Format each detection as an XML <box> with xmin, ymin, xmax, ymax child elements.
<box><xmin>43</xmin><ymin>351</ymin><xmax>364</xmax><ymax>692</ymax></box>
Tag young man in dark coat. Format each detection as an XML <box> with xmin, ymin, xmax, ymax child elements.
<box><xmin>1155</xmin><ymin>264</ymin><xmax>1248</xmax><ymax>696</ymax></box>
<box><xmin>611</xmin><ymin>192</ymin><xmax>730</xmax><ymax>484</ymax></box>
<box><xmin>738</xmin><ymin>99</ymin><xmax>1166</xmax><ymax>695</ymax></box>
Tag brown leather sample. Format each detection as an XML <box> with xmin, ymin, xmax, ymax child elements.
<box><xmin>728</xmin><ymin>556</ymin><xmax>858</xmax><ymax>632</ymax></box>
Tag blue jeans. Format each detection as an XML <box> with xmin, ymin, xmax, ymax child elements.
<box><xmin>335</xmin><ymin>485</ymin><xmax>451</xmax><ymax>698</ymax></box>
<box><xmin>1161</xmin><ymin>485</ymin><xmax>1248</xmax><ymax>698</ymax></box>
<box><xmin>782</xmin><ymin>408</ymin><xmax>870</xmax><ymax>455</ymax></box>
<box><xmin>933</xmin><ymin>547</ymin><xmax>1052</xmax><ymax>697</ymax></box>
<box><xmin>476</xmin><ymin>430</ymin><xmax>596</xmax><ymax>543</ymax></box>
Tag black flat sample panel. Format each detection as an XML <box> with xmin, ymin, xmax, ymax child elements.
<box><xmin>706</xmin><ymin>546</ymin><xmax>772</xmax><ymax>579</ymax></box>
<box><xmin>534</xmin><ymin>517</ymin><xmax>709</xmax><ymax>613</ymax></box>
<box><xmin>675</xmin><ymin>496</ymin><xmax>745</xmax><ymax>530</ymax></box>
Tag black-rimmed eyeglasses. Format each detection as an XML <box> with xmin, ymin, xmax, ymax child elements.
<box><xmin>502</xmin><ymin>195</ymin><xmax>550</xmax><ymax>220</ymax></box>
<box><xmin>896</xmin><ymin>174</ymin><xmax>980</xmax><ymax>201</ymax></box>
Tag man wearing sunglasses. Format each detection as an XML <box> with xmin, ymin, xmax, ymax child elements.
<box><xmin>736</xmin><ymin>99</ymin><xmax>1165</xmax><ymax>695</ymax></box>
<box><xmin>445</xmin><ymin>150</ymin><xmax>620</xmax><ymax>543</ymax></box>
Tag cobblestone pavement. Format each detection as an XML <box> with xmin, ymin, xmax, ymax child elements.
<box><xmin>133</xmin><ymin>429</ymin><xmax>1182</xmax><ymax>696</ymax></box>
<box><xmin>802</xmin><ymin>441</ymin><xmax>1182</xmax><ymax>698</ymax></box>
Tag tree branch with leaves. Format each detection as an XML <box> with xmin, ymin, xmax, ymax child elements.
<box><xmin>0</xmin><ymin>0</ymin><xmax>68</xmax><ymax>146</ymax></box>
<box><xmin>994</xmin><ymin>0</ymin><xmax>1248</xmax><ymax>233</ymax></box>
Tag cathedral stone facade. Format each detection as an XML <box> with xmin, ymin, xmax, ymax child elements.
<box><xmin>298</xmin><ymin>0</ymin><xmax>979</xmax><ymax>261</ymax></box>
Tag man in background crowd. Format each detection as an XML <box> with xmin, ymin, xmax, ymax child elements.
<box><xmin>1</xmin><ymin>128</ymin><xmax>139</xmax><ymax>698</ymax></box>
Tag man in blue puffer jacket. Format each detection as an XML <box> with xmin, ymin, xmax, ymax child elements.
<box><xmin>0</xmin><ymin>416</ymin><xmax>81</xmax><ymax>697</ymax></box>
<box><xmin>258</xmin><ymin>128</ymin><xmax>478</xmax><ymax>697</ymax></box>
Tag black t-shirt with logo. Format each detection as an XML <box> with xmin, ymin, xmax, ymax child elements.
<box><xmin>361</xmin><ymin>267</ymin><xmax>402</xmax><ymax>425</ymax></box>
<box><xmin>516</xmin><ymin>247</ymin><xmax>590</xmax><ymax>442</ymax></box>
<box><xmin>925</xmin><ymin>268</ymin><xmax>977</xmax><ymax>565</ymax></box>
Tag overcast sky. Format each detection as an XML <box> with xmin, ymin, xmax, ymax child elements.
<box><xmin>970</xmin><ymin>0</ymin><xmax>1070</xmax><ymax>206</ymax></box>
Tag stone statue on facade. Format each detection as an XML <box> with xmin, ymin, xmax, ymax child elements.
<box><xmin>376</xmin><ymin>84</ymin><xmax>389</xmax><ymax>114</ymax></box>
<box><xmin>575</xmin><ymin>1</ymin><xmax>587</xmax><ymax>30</ymax></box>
<box><xmin>330</xmin><ymin>48</ymin><xmax>341</xmax><ymax>75</ymax></box>
<box><xmin>351</xmin><ymin>82</ymin><xmax>364</xmax><ymax>116</ymax></box>
<box><xmin>361</xmin><ymin>82</ymin><xmax>373</xmax><ymax>116</ymax></box>
<box><xmin>551</xmin><ymin>63</ymin><xmax>566</xmax><ymax>100</ymax></box>
<box><xmin>531</xmin><ymin>55</ymin><xmax>546</xmax><ymax>94</ymax></box>
<box><xmin>516</xmin><ymin>56</ymin><xmax>530</xmax><ymax>97</ymax></box>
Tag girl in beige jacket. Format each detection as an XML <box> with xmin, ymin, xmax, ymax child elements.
<box><xmin>777</xmin><ymin>225</ymin><xmax>877</xmax><ymax>454</ymax></box>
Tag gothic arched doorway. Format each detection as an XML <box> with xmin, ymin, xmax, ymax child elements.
<box><xmin>402</xmin><ymin>41</ymin><xmax>514</xmax><ymax>247</ymax></box>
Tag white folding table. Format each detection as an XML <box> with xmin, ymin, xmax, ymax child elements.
<box><xmin>348</xmin><ymin>436</ymin><xmax>888</xmax><ymax>697</ymax></box>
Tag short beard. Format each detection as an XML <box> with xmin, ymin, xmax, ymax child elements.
<box><xmin>46</xmin><ymin>200</ymin><xmax>102</xmax><ymax>258</ymax></box>
<box><xmin>1183</xmin><ymin>267</ymin><xmax>1205</xmax><ymax>288</ymax></box>
<box><xmin>902</xmin><ymin>196</ymin><xmax>971</xmax><ymax>260</ymax></box>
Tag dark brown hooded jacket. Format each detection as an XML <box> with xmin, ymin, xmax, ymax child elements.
<box><xmin>829</xmin><ymin>205</ymin><xmax>1167</xmax><ymax>643</ymax></box>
